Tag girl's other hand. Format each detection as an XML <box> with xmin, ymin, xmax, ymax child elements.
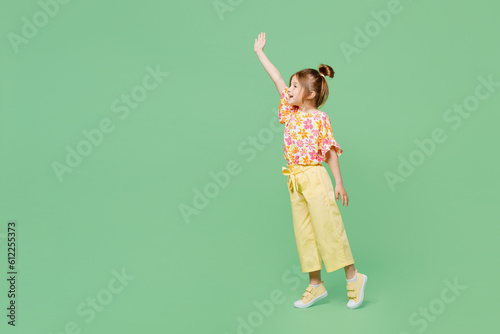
<box><xmin>335</xmin><ymin>184</ymin><xmax>349</xmax><ymax>207</ymax></box>
<box><xmin>254</xmin><ymin>32</ymin><xmax>266</xmax><ymax>53</ymax></box>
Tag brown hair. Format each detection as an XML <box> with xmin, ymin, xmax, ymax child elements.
<box><xmin>289</xmin><ymin>64</ymin><xmax>334</xmax><ymax>109</ymax></box>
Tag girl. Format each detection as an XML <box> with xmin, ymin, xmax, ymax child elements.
<box><xmin>254</xmin><ymin>32</ymin><xmax>367</xmax><ymax>309</ymax></box>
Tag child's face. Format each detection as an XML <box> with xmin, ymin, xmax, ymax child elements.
<box><xmin>288</xmin><ymin>76</ymin><xmax>304</xmax><ymax>106</ymax></box>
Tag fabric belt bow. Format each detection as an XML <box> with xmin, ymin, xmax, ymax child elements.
<box><xmin>282</xmin><ymin>166</ymin><xmax>302</xmax><ymax>193</ymax></box>
<box><xmin>282</xmin><ymin>165</ymin><xmax>321</xmax><ymax>192</ymax></box>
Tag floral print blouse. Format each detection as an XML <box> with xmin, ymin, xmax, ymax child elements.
<box><xmin>279</xmin><ymin>86</ymin><xmax>343</xmax><ymax>165</ymax></box>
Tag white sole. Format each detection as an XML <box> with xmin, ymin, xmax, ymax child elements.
<box><xmin>347</xmin><ymin>274</ymin><xmax>367</xmax><ymax>309</ymax></box>
<box><xmin>294</xmin><ymin>290</ymin><xmax>328</xmax><ymax>308</ymax></box>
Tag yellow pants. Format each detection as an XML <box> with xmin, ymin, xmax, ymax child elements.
<box><xmin>282</xmin><ymin>164</ymin><xmax>355</xmax><ymax>273</ymax></box>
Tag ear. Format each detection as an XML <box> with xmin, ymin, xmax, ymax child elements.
<box><xmin>307</xmin><ymin>90</ymin><xmax>316</xmax><ymax>100</ymax></box>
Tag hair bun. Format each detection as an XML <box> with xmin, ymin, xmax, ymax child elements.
<box><xmin>319</xmin><ymin>64</ymin><xmax>334</xmax><ymax>78</ymax></box>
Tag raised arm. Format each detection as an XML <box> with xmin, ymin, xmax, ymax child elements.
<box><xmin>254</xmin><ymin>32</ymin><xmax>287</xmax><ymax>96</ymax></box>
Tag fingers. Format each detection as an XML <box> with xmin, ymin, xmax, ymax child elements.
<box><xmin>337</xmin><ymin>192</ymin><xmax>348</xmax><ymax>206</ymax></box>
<box><xmin>343</xmin><ymin>193</ymin><xmax>349</xmax><ymax>207</ymax></box>
<box><xmin>254</xmin><ymin>33</ymin><xmax>266</xmax><ymax>51</ymax></box>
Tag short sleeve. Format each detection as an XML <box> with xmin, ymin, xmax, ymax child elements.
<box><xmin>279</xmin><ymin>87</ymin><xmax>292</xmax><ymax>124</ymax></box>
<box><xmin>318</xmin><ymin>115</ymin><xmax>343</xmax><ymax>160</ymax></box>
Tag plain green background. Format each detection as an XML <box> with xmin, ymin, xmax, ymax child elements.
<box><xmin>1</xmin><ymin>0</ymin><xmax>499</xmax><ymax>333</ymax></box>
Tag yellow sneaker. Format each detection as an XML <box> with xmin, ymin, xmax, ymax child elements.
<box><xmin>293</xmin><ymin>281</ymin><xmax>328</xmax><ymax>308</ymax></box>
<box><xmin>346</xmin><ymin>269</ymin><xmax>367</xmax><ymax>309</ymax></box>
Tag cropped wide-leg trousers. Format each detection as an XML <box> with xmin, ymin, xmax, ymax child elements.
<box><xmin>282</xmin><ymin>164</ymin><xmax>355</xmax><ymax>273</ymax></box>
